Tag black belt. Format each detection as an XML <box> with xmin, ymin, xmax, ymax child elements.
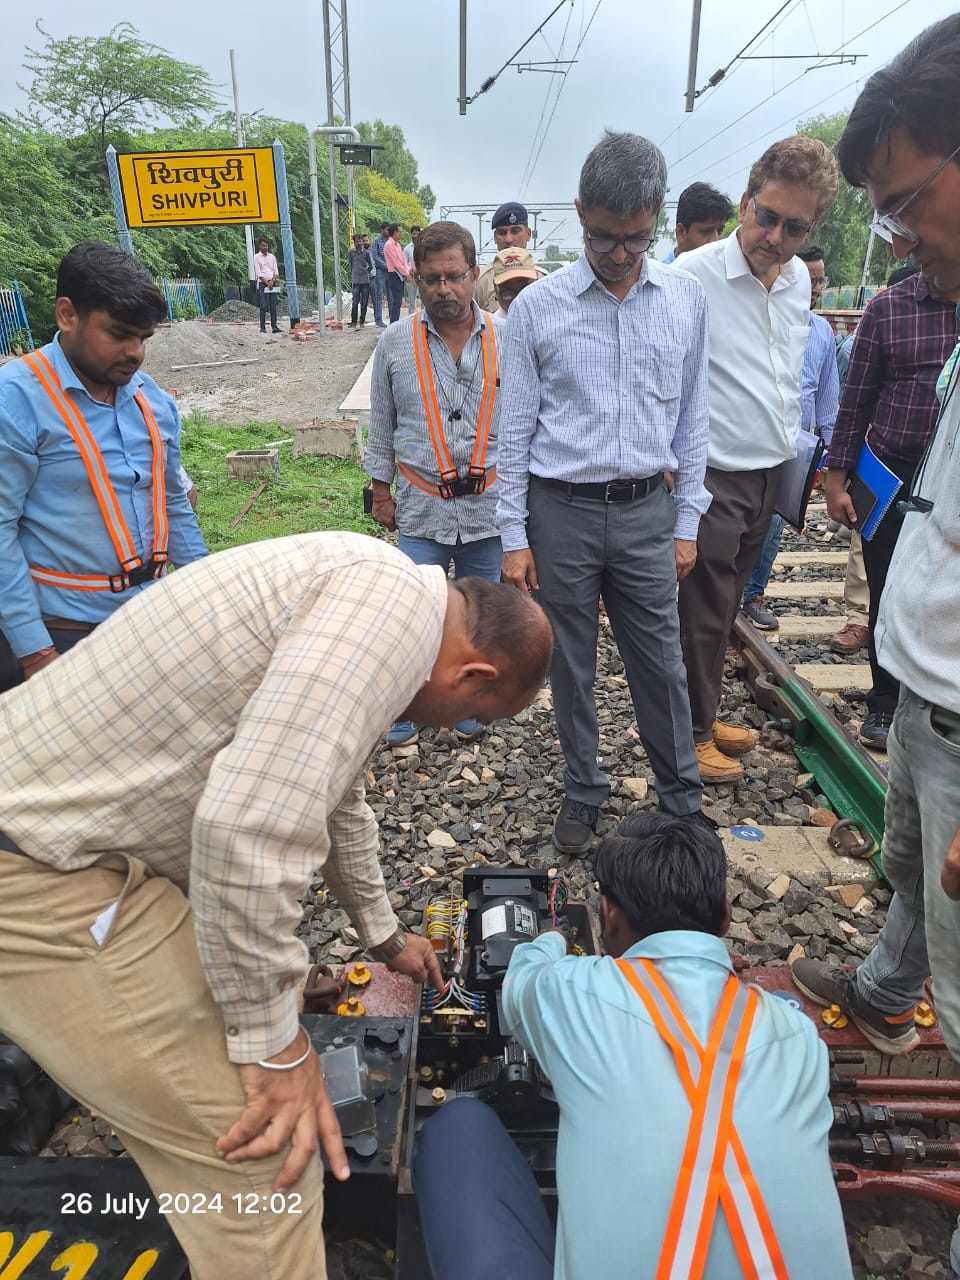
<box><xmin>536</xmin><ymin>473</ymin><xmax>663</xmax><ymax>503</ymax></box>
<box><xmin>0</xmin><ymin>831</ymin><xmax>26</xmax><ymax>857</ymax></box>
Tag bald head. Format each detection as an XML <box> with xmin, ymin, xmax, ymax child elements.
<box><xmin>404</xmin><ymin>580</ymin><xmax>552</xmax><ymax>729</ymax></box>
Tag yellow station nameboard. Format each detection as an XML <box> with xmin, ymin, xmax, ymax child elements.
<box><xmin>117</xmin><ymin>147</ymin><xmax>280</xmax><ymax>228</ymax></box>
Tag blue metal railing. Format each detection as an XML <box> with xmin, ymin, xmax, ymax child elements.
<box><xmin>158</xmin><ymin>277</ymin><xmax>205</xmax><ymax>322</ymax></box>
<box><xmin>0</xmin><ymin>282</ymin><xmax>34</xmax><ymax>356</ymax></box>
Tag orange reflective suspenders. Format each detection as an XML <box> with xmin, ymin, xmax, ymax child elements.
<box><xmin>398</xmin><ymin>314</ymin><xmax>498</xmax><ymax>498</ymax></box>
<box><xmin>21</xmin><ymin>350</ymin><xmax>169</xmax><ymax>593</ymax></box>
<box><xmin>616</xmin><ymin>958</ymin><xmax>789</xmax><ymax>1280</ymax></box>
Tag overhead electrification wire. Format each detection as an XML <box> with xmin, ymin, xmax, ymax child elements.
<box><xmin>519</xmin><ymin>0</ymin><xmax>603</xmax><ymax>196</ymax></box>
<box><xmin>690</xmin><ymin>0</ymin><xmax>798</xmax><ymax>105</ymax></box>
<box><xmin>517</xmin><ymin>1</ymin><xmax>576</xmax><ymax>197</ymax></box>
<box><xmin>664</xmin><ymin>0</ymin><xmax>911</xmax><ymax>176</ymax></box>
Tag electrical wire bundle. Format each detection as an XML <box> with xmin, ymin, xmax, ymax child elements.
<box><xmin>424</xmin><ymin>895</ymin><xmax>482</xmax><ymax>1014</ymax></box>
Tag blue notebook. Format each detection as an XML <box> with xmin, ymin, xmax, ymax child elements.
<box><xmin>847</xmin><ymin>439</ymin><xmax>903</xmax><ymax>541</ymax></box>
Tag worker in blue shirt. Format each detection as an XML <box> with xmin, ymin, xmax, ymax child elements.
<box><xmin>413</xmin><ymin>813</ymin><xmax>852</xmax><ymax>1280</ymax></box>
<box><xmin>0</xmin><ymin>241</ymin><xmax>207</xmax><ymax>691</ymax></box>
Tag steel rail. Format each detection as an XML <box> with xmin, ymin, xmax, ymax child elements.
<box><xmin>733</xmin><ymin>613</ymin><xmax>887</xmax><ymax>876</ymax></box>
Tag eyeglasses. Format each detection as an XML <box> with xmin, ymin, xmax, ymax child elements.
<box><xmin>418</xmin><ymin>269</ymin><xmax>473</xmax><ymax>288</ymax></box>
<box><xmin>809</xmin><ymin>275</ymin><xmax>830</xmax><ymax>288</ymax></box>
<box><xmin>870</xmin><ymin>141</ymin><xmax>960</xmax><ymax>245</ymax></box>
<box><xmin>584</xmin><ymin>230</ymin><xmax>655</xmax><ymax>255</ymax></box>
<box><xmin>749</xmin><ymin>199</ymin><xmax>814</xmax><ymax>240</ymax></box>
<box><xmin>496</xmin><ymin>281</ymin><xmax>533</xmax><ymax>298</ymax></box>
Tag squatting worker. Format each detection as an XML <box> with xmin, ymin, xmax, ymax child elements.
<box><xmin>497</xmin><ymin>131</ymin><xmax>712</xmax><ymax>856</ymax></box>
<box><xmin>413</xmin><ymin>814</ymin><xmax>852</xmax><ymax>1280</ymax></box>
<box><xmin>677</xmin><ymin>137</ymin><xmax>839</xmax><ymax>783</ymax></box>
<box><xmin>0</xmin><ymin>531</ymin><xmax>553</xmax><ymax>1280</ymax></box>
<box><xmin>365</xmin><ymin>221</ymin><xmax>504</xmax><ymax>747</ymax></box>
<box><xmin>0</xmin><ymin>241</ymin><xmax>207</xmax><ymax>692</ymax></box>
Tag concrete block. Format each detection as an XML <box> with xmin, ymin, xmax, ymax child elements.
<box><xmin>721</xmin><ymin>825</ymin><xmax>878</xmax><ymax>888</ymax></box>
<box><xmin>225</xmin><ymin>449</ymin><xmax>279</xmax><ymax>480</ymax></box>
<box><xmin>292</xmin><ymin>420</ymin><xmax>358</xmax><ymax>460</ymax></box>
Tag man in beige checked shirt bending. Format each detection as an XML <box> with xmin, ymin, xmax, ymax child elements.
<box><xmin>0</xmin><ymin>531</ymin><xmax>551</xmax><ymax>1280</ymax></box>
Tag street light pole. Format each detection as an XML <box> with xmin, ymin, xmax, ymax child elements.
<box><xmin>308</xmin><ymin>125</ymin><xmax>361</xmax><ymax>340</ymax></box>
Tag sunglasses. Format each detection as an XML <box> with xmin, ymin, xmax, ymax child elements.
<box><xmin>748</xmin><ymin>199</ymin><xmax>814</xmax><ymax>240</ymax></box>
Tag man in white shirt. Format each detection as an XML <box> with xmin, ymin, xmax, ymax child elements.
<box><xmin>254</xmin><ymin>237</ymin><xmax>281</xmax><ymax>334</ymax></box>
<box><xmin>676</xmin><ymin>137</ymin><xmax>839</xmax><ymax>782</ymax></box>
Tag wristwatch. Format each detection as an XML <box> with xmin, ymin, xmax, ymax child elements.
<box><xmin>370</xmin><ymin>928</ymin><xmax>408</xmax><ymax>962</ymax></box>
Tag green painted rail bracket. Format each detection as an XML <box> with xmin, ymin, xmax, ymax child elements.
<box><xmin>733</xmin><ymin>616</ymin><xmax>886</xmax><ymax>880</ymax></box>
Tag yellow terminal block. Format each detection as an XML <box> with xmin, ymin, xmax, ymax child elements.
<box><xmin>348</xmin><ymin>963</ymin><xmax>372</xmax><ymax>987</ymax></box>
<box><xmin>915</xmin><ymin>1001</ymin><xmax>936</xmax><ymax>1028</ymax></box>
<box><xmin>336</xmin><ymin>996</ymin><xmax>365</xmax><ymax>1017</ymax></box>
<box><xmin>821</xmin><ymin>1004</ymin><xmax>848</xmax><ymax>1030</ymax></box>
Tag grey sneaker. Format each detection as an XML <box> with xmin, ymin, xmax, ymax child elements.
<box><xmin>791</xmin><ymin>959</ymin><xmax>919</xmax><ymax>1055</ymax></box>
<box><xmin>741</xmin><ymin>596</ymin><xmax>779</xmax><ymax>630</ymax></box>
<box><xmin>553</xmin><ymin>799</ymin><xmax>599</xmax><ymax>856</ymax></box>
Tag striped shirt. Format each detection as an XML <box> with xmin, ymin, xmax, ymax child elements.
<box><xmin>0</xmin><ymin>533</ymin><xmax>447</xmax><ymax>1061</ymax></box>
<box><xmin>803</xmin><ymin>312</ymin><xmax>840</xmax><ymax>439</ymax></box>
<box><xmin>495</xmin><ymin>253</ymin><xmax>711</xmax><ymax>549</ymax></box>
<box><xmin>365</xmin><ymin>303</ymin><xmax>502</xmax><ymax>545</ymax></box>
<box><xmin>827</xmin><ymin>272</ymin><xmax>960</xmax><ymax>471</ymax></box>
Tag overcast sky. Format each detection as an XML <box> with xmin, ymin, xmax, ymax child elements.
<box><xmin>1</xmin><ymin>0</ymin><xmax>954</xmax><ymax>257</ymax></box>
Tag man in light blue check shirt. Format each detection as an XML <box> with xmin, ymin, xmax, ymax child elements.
<box><xmin>497</xmin><ymin>131</ymin><xmax>711</xmax><ymax>855</ymax></box>
<box><xmin>742</xmin><ymin>245</ymin><xmax>840</xmax><ymax>630</ymax></box>
<box><xmin>365</xmin><ymin>221</ymin><xmax>503</xmax><ymax>746</ymax></box>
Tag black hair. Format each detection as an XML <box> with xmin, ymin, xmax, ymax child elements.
<box><xmin>56</xmin><ymin>241</ymin><xmax>166</xmax><ymax>327</ymax></box>
<box><xmin>594</xmin><ymin>813</ymin><xmax>728</xmax><ymax>938</ymax></box>
<box><xmin>386</xmin><ymin>223</ymin><xmax>401</xmax><ymax>237</ymax></box>
<box><xmin>675</xmin><ymin>182</ymin><xmax>732</xmax><ymax>229</ymax></box>
<box><xmin>415</xmin><ymin>220</ymin><xmax>477</xmax><ymax>270</ymax></box>
<box><xmin>796</xmin><ymin>243</ymin><xmax>826</xmax><ymax>263</ymax></box>
<box><xmin>887</xmin><ymin>263</ymin><xmax>920</xmax><ymax>288</ymax></box>
<box><xmin>836</xmin><ymin>15</ymin><xmax>960</xmax><ymax>188</ymax></box>
<box><xmin>451</xmin><ymin>578</ymin><xmax>552</xmax><ymax>696</ymax></box>
<box><xmin>380</xmin><ymin>221</ymin><xmax>390</xmax><ymax>232</ymax></box>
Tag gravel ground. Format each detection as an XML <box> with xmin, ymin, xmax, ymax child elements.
<box><xmin>26</xmin><ymin>507</ymin><xmax>957</xmax><ymax>1277</ymax></box>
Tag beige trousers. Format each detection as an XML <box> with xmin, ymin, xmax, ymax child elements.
<box><xmin>844</xmin><ymin>532</ymin><xmax>869</xmax><ymax>628</ymax></box>
<box><xmin>0</xmin><ymin>850</ymin><xmax>326</xmax><ymax>1280</ymax></box>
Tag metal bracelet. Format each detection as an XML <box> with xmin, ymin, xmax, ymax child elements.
<box><xmin>256</xmin><ymin>1034</ymin><xmax>313</xmax><ymax>1072</ymax></box>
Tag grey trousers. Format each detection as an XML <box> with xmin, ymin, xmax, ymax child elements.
<box><xmin>678</xmin><ymin>464</ymin><xmax>782</xmax><ymax>740</ymax></box>
<box><xmin>526</xmin><ymin>477</ymin><xmax>702</xmax><ymax>815</ymax></box>
<box><xmin>856</xmin><ymin>688</ymin><xmax>960</xmax><ymax>1057</ymax></box>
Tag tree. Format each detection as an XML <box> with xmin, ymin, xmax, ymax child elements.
<box><xmin>799</xmin><ymin>111</ymin><xmax>893</xmax><ymax>289</ymax></box>
<box><xmin>21</xmin><ymin>22</ymin><xmax>221</xmax><ymax>153</ymax></box>
<box><xmin>356</xmin><ymin>119</ymin><xmax>434</xmax><ymax>215</ymax></box>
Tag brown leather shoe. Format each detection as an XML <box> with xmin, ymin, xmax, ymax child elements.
<box><xmin>696</xmin><ymin>741</ymin><xmax>743</xmax><ymax>783</ymax></box>
<box><xmin>712</xmin><ymin>721</ymin><xmax>757</xmax><ymax>757</ymax></box>
<box><xmin>830</xmin><ymin>623</ymin><xmax>869</xmax><ymax>654</ymax></box>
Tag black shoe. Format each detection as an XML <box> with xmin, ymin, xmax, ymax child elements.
<box><xmin>271</xmin><ymin>327</ymin><xmax>282</xmax><ymax>333</ymax></box>
<box><xmin>859</xmin><ymin>710</ymin><xmax>893</xmax><ymax>751</ymax></box>
<box><xmin>552</xmin><ymin>799</ymin><xmax>599</xmax><ymax>856</ymax></box>
<box><xmin>790</xmin><ymin>959</ymin><xmax>919</xmax><ymax>1055</ymax></box>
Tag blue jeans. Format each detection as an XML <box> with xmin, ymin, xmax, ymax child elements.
<box><xmin>397</xmin><ymin>533</ymin><xmax>502</xmax><ymax>581</ymax></box>
<box><xmin>386</xmin><ymin>273</ymin><xmax>405</xmax><ymax>324</ymax></box>
<box><xmin>744</xmin><ymin>514</ymin><xmax>785</xmax><ymax>602</ymax></box>
<box><xmin>855</xmin><ymin>687</ymin><xmax>960</xmax><ymax>1058</ymax></box>
<box><xmin>412</xmin><ymin>1099</ymin><xmax>554</xmax><ymax>1280</ymax></box>
<box><xmin>372</xmin><ymin>268</ymin><xmax>387</xmax><ymax>323</ymax></box>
